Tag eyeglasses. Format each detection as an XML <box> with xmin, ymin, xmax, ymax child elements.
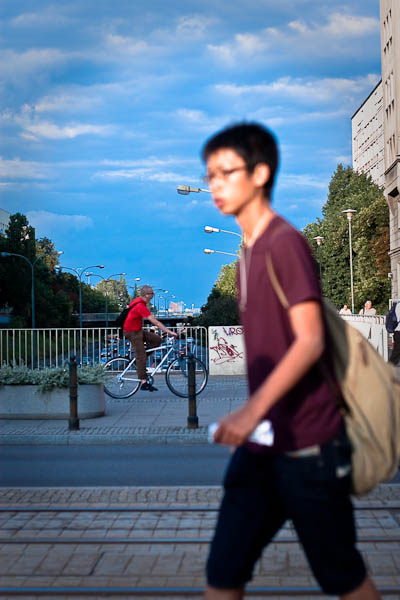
<box><xmin>202</xmin><ymin>165</ymin><xmax>248</xmax><ymax>185</ymax></box>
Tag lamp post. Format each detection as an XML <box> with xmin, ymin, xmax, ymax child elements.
<box><xmin>56</xmin><ymin>264</ymin><xmax>104</xmax><ymax>327</ymax></box>
<box><xmin>342</xmin><ymin>209</ymin><xmax>357</xmax><ymax>314</ymax></box>
<box><xmin>158</xmin><ymin>295</ymin><xmax>167</xmax><ymax>315</ymax></box>
<box><xmin>204</xmin><ymin>249</ymin><xmax>237</xmax><ymax>257</ymax></box>
<box><xmin>313</xmin><ymin>236</ymin><xmax>324</xmax><ymax>281</ymax></box>
<box><xmin>86</xmin><ymin>272</ymin><xmax>126</xmax><ymax>328</ymax></box>
<box><xmin>204</xmin><ymin>225</ymin><xmax>241</xmax><ymax>238</ymax></box>
<box><xmin>0</xmin><ymin>250</ymin><xmax>63</xmax><ymax>329</ymax></box>
<box><xmin>177</xmin><ymin>185</ymin><xmax>210</xmax><ymax>195</ymax></box>
<box><xmin>152</xmin><ymin>288</ymin><xmax>168</xmax><ymax>315</ymax></box>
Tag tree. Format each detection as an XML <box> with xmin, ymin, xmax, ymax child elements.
<box><xmin>303</xmin><ymin>165</ymin><xmax>390</xmax><ymax>314</ymax></box>
<box><xmin>194</xmin><ymin>260</ymin><xmax>239</xmax><ymax>326</ymax></box>
<box><xmin>0</xmin><ymin>213</ymin><xmax>36</xmax><ymax>325</ymax></box>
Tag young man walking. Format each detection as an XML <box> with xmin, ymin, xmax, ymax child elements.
<box><xmin>123</xmin><ymin>285</ymin><xmax>177</xmax><ymax>391</ymax></box>
<box><xmin>202</xmin><ymin>123</ymin><xmax>379</xmax><ymax>599</ymax></box>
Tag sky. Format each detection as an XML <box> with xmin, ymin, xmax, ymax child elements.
<box><xmin>0</xmin><ymin>0</ymin><xmax>382</xmax><ymax>309</ymax></box>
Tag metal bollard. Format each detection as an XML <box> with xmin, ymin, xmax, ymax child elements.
<box><xmin>68</xmin><ymin>356</ymin><xmax>80</xmax><ymax>431</ymax></box>
<box><xmin>187</xmin><ymin>353</ymin><xmax>198</xmax><ymax>429</ymax></box>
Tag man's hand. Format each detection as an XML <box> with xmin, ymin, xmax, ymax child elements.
<box><xmin>168</xmin><ymin>330</ymin><xmax>178</xmax><ymax>338</ymax></box>
<box><xmin>213</xmin><ymin>402</ymin><xmax>262</xmax><ymax>447</ymax></box>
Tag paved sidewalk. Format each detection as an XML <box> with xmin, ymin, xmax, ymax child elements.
<box><xmin>0</xmin><ymin>376</ymin><xmax>248</xmax><ymax>445</ymax></box>
<box><xmin>1</xmin><ymin>485</ymin><xmax>400</xmax><ymax>599</ymax></box>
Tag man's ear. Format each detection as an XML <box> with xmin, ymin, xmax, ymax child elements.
<box><xmin>252</xmin><ymin>163</ymin><xmax>270</xmax><ymax>188</ymax></box>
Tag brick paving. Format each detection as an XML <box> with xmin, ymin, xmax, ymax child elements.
<box><xmin>1</xmin><ymin>376</ymin><xmax>400</xmax><ymax>597</ymax></box>
<box><xmin>0</xmin><ymin>485</ymin><xmax>400</xmax><ymax>598</ymax></box>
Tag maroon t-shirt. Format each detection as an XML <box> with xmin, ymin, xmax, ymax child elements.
<box><xmin>239</xmin><ymin>215</ymin><xmax>342</xmax><ymax>454</ymax></box>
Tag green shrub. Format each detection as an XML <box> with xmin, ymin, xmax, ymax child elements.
<box><xmin>0</xmin><ymin>364</ymin><xmax>106</xmax><ymax>392</ymax></box>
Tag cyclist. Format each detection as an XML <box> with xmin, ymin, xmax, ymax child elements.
<box><xmin>123</xmin><ymin>285</ymin><xmax>177</xmax><ymax>391</ymax></box>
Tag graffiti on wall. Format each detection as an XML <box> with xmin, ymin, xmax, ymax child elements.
<box><xmin>208</xmin><ymin>326</ymin><xmax>246</xmax><ymax>375</ymax></box>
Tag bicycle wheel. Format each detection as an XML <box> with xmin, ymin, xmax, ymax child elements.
<box><xmin>166</xmin><ymin>356</ymin><xmax>208</xmax><ymax>398</ymax></box>
<box><xmin>104</xmin><ymin>357</ymin><xmax>140</xmax><ymax>398</ymax></box>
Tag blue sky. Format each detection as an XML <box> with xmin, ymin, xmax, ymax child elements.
<box><xmin>0</xmin><ymin>0</ymin><xmax>381</xmax><ymax>308</ymax></box>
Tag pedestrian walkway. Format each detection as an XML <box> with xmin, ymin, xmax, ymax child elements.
<box><xmin>1</xmin><ymin>485</ymin><xmax>400</xmax><ymax>599</ymax></box>
<box><xmin>0</xmin><ymin>376</ymin><xmax>248</xmax><ymax>445</ymax></box>
<box><xmin>1</xmin><ymin>376</ymin><xmax>400</xmax><ymax>597</ymax></box>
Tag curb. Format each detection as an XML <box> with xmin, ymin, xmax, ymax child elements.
<box><xmin>0</xmin><ymin>427</ymin><xmax>211</xmax><ymax>445</ymax></box>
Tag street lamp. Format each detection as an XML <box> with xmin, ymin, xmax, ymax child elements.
<box><xmin>342</xmin><ymin>209</ymin><xmax>357</xmax><ymax>314</ymax></box>
<box><xmin>86</xmin><ymin>272</ymin><xmax>126</xmax><ymax>328</ymax></box>
<box><xmin>313</xmin><ymin>236</ymin><xmax>324</xmax><ymax>281</ymax></box>
<box><xmin>204</xmin><ymin>248</ymin><xmax>237</xmax><ymax>257</ymax></box>
<box><xmin>177</xmin><ymin>185</ymin><xmax>210</xmax><ymax>195</ymax></box>
<box><xmin>204</xmin><ymin>225</ymin><xmax>241</xmax><ymax>238</ymax></box>
<box><xmin>0</xmin><ymin>250</ymin><xmax>63</xmax><ymax>329</ymax></box>
<box><xmin>133</xmin><ymin>277</ymin><xmax>140</xmax><ymax>297</ymax></box>
<box><xmin>56</xmin><ymin>264</ymin><xmax>104</xmax><ymax>328</ymax></box>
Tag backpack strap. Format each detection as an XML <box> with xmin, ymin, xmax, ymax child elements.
<box><xmin>266</xmin><ymin>254</ymin><xmax>289</xmax><ymax>310</ymax></box>
<box><xmin>266</xmin><ymin>252</ymin><xmax>344</xmax><ymax>407</ymax></box>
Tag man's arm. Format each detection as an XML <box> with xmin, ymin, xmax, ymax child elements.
<box><xmin>147</xmin><ymin>314</ymin><xmax>177</xmax><ymax>337</ymax></box>
<box><xmin>213</xmin><ymin>300</ymin><xmax>324</xmax><ymax>446</ymax></box>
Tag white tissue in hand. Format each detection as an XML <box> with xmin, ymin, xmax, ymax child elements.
<box><xmin>208</xmin><ymin>421</ymin><xmax>274</xmax><ymax>446</ymax></box>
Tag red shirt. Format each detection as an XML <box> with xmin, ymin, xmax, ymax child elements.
<box><xmin>239</xmin><ymin>215</ymin><xmax>342</xmax><ymax>454</ymax></box>
<box><xmin>123</xmin><ymin>298</ymin><xmax>151</xmax><ymax>332</ymax></box>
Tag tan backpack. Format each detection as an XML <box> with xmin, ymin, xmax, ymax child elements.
<box><xmin>267</xmin><ymin>255</ymin><xmax>400</xmax><ymax>496</ymax></box>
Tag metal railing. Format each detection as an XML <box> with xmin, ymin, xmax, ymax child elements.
<box><xmin>0</xmin><ymin>326</ymin><xmax>208</xmax><ymax>370</ymax></box>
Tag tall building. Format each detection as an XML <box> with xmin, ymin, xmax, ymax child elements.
<box><xmin>380</xmin><ymin>0</ymin><xmax>400</xmax><ymax>297</ymax></box>
<box><xmin>351</xmin><ymin>80</ymin><xmax>384</xmax><ymax>187</ymax></box>
<box><xmin>0</xmin><ymin>208</ymin><xmax>10</xmax><ymax>235</ymax></box>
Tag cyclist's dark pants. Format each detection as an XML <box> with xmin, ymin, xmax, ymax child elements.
<box><xmin>124</xmin><ymin>330</ymin><xmax>161</xmax><ymax>380</ymax></box>
<box><xmin>389</xmin><ymin>331</ymin><xmax>400</xmax><ymax>365</ymax></box>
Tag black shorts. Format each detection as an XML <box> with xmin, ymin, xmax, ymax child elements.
<box><xmin>206</xmin><ymin>432</ymin><xmax>366</xmax><ymax>595</ymax></box>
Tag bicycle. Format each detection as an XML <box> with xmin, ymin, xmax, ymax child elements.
<box><xmin>103</xmin><ymin>335</ymin><xmax>208</xmax><ymax>399</ymax></box>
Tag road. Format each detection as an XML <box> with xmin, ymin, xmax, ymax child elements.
<box><xmin>1</xmin><ymin>444</ymin><xmax>399</xmax><ymax>487</ymax></box>
<box><xmin>0</xmin><ymin>444</ymin><xmax>231</xmax><ymax>487</ymax></box>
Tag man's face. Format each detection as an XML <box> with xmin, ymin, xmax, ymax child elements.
<box><xmin>365</xmin><ymin>301</ymin><xmax>372</xmax><ymax>310</ymax></box>
<box><xmin>206</xmin><ymin>149</ymin><xmax>259</xmax><ymax>217</ymax></box>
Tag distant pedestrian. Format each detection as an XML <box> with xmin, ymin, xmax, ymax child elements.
<box><xmin>359</xmin><ymin>300</ymin><xmax>376</xmax><ymax>316</ymax></box>
<box><xmin>389</xmin><ymin>302</ymin><xmax>400</xmax><ymax>365</ymax></box>
<box><xmin>339</xmin><ymin>304</ymin><xmax>352</xmax><ymax>315</ymax></box>
<box><xmin>123</xmin><ymin>285</ymin><xmax>177</xmax><ymax>391</ymax></box>
<box><xmin>201</xmin><ymin>122</ymin><xmax>379</xmax><ymax>600</ymax></box>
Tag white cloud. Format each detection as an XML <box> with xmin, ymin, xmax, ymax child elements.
<box><xmin>0</xmin><ymin>48</ymin><xmax>69</xmax><ymax>79</ymax></box>
<box><xmin>176</xmin><ymin>15</ymin><xmax>217</xmax><ymax>37</ymax></box>
<box><xmin>320</xmin><ymin>13</ymin><xmax>378</xmax><ymax>36</ymax></box>
<box><xmin>174</xmin><ymin>109</ymin><xmax>228</xmax><ymax>133</ymax></box>
<box><xmin>26</xmin><ymin>210</ymin><xmax>94</xmax><ymax>234</ymax></box>
<box><xmin>215</xmin><ymin>74</ymin><xmax>379</xmax><ymax>105</ymax></box>
<box><xmin>10</xmin><ymin>10</ymin><xmax>75</xmax><ymax>27</ymax></box>
<box><xmin>335</xmin><ymin>155</ymin><xmax>352</xmax><ymax>165</ymax></box>
<box><xmin>101</xmin><ymin>157</ymin><xmax>197</xmax><ymax>168</ymax></box>
<box><xmin>95</xmin><ymin>168</ymin><xmax>199</xmax><ymax>184</ymax></box>
<box><xmin>34</xmin><ymin>94</ymin><xmax>101</xmax><ymax>114</ymax></box>
<box><xmin>207</xmin><ymin>12</ymin><xmax>379</xmax><ymax>64</ymax></box>
<box><xmin>3</xmin><ymin>104</ymin><xmax>114</xmax><ymax>141</ymax></box>
<box><xmin>279</xmin><ymin>174</ymin><xmax>328</xmax><ymax>190</ymax></box>
<box><xmin>22</xmin><ymin>121</ymin><xmax>113</xmax><ymax>140</ymax></box>
<box><xmin>0</xmin><ymin>157</ymin><xmax>48</xmax><ymax>180</ymax></box>
<box><xmin>105</xmin><ymin>34</ymin><xmax>149</xmax><ymax>55</ymax></box>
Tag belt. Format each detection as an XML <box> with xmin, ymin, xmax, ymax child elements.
<box><xmin>285</xmin><ymin>444</ymin><xmax>321</xmax><ymax>458</ymax></box>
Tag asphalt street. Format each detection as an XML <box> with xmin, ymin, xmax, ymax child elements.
<box><xmin>0</xmin><ymin>444</ymin><xmax>231</xmax><ymax>487</ymax></box>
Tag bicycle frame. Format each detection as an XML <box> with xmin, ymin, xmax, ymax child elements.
<box><xmin>117</xmin><ymin>339</ymin><xmax>185</xmax><ymax>383</ymax></box>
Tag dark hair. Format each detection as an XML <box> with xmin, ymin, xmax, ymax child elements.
<box><xmin>201</xmin><ymin>122</ymin><xmax>279</xmax><ymax>199</ymax></box>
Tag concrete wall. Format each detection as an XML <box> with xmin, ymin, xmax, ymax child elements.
<box><xmin>208</xmin><ymin>325</ymin><xmax>246</xmax><ymax>376</ymax></box>
<box><xmin>209</xmin><ymin>318</ymin><xmax>389</xmax><ymax>375</ymax></box>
